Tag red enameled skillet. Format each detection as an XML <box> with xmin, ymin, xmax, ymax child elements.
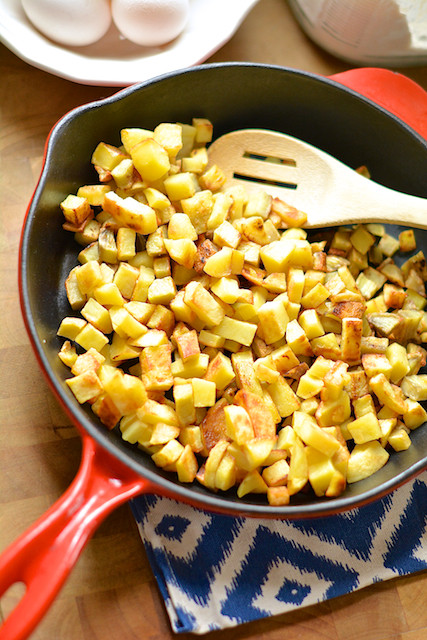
<box><xmin>1</xmin><ymin>63</ymin><xmax>427</xmax><ymax>640</ymax></box>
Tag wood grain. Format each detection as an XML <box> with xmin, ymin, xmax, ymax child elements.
<box><xmin>1</xmin><ymin>0</ymin><xmax>426</xmax><ymax>638</ymax></box>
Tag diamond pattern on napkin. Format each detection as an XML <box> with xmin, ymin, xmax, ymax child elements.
<box><xmin>131</xmin><ymin>472</ymin><xmax>427</xmax><ymax>634</ymax></box>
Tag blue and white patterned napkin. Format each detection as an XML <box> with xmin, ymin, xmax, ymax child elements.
<box><xmin>130</xmin><ymin>471</ymin><xmax>427</xmax><ymax>634</ymax></box>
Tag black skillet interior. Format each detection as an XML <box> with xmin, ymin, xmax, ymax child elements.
<box><xmin>20</xmin><ymin>63</ymin><xmax>427</xmax><ymax>518</ymax></box>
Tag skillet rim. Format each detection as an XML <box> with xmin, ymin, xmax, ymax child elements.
<box><xmin>19</xmin><ymin>61</ymin><xmax>427</xmax><ymax>519</ymax></box>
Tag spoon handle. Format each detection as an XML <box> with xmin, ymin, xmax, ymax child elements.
<box><xmin>307</xmin><ymin>166</ymin><xmax>427</xmax><ymax>230</ymax></box>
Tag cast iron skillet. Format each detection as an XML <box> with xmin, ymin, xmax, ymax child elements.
<box><xmin>1</xmin><ymin>63</ymin><xmax>427</xmax><ymax>640</ymax></box>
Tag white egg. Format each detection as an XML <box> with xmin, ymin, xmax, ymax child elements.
<box><xmin>21</xmin><ymin>0</ymin><xmax>112</xmax><ymax>47</ymax></box>
<box><xmin>112</xmin><ymin>0</ymin><xmax>190</xmax><ymax>47</ymax></box>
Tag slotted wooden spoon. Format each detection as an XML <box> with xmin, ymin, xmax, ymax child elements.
<box><xmin>208</xmin><ymin>129</ymin><xmax>427</xmax><ymax>229</ymax></box>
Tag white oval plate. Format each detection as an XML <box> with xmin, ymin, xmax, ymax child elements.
<box><xmin>0</xmin><ymin>0</ymin><xmax>259</xmax><ymax>86</ymax></box>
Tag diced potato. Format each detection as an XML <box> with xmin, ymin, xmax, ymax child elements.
<box><xmin>400</xmin><ymin>374</ymin><xmax>427</xmax><ymax>401</ymax></box>
<box><xmin>347</xmin><ymin>441</ymin><xmax>389</xmax><ymax>483</ymax></box>
<box><xmin>224</xmin><ymin>405</ymin><xmax>254</xmax><ymax>445</ymax></box>
<box><xmin>292</xmin><ymin>411</ymin><xmax>341</xmax><ymax>457</ymax></box>
<box><xmin>347</xmin><ymin>412</ymin><xmax>381</xmax><ymax>444</ymax></box>
<box><xmin>66</xmin><ymin>369</ymin><xmax>103</xmax><ymax>404</ymax></box>
<box><xmin>184</xmin><ymin>281</ymin><xmax>225</xmax><ymax>327</ymax></box>
<box><xmin>103</xmin><ymin>191</ymin><xmax>158</xmax><ymax>235</ymax></box>
<box><xmin>192</xmin><ymin>378</ymin><xmax>216</xmax><ymax>407</ymax></box>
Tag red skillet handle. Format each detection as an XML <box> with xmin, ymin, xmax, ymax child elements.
<box><xmin>330</xmin><ymin>67</ymin><xmax>427</xmax><ymax>141</ymax></box>
<box><xmin>0</xmin><ymin>433</ymin><xmax>150</xmax><ymax>640</ymax></box>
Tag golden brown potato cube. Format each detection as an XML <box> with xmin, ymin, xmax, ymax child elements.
<box><xmin>296</xmin><ymin>373</ymin><xmax>323</xmax><ymax>399</ymax></box>
<box><xmin>347</xmin><ymin>441</ymin><xmax>389</xmax><ymax>483</ymax></box>
<box><xmin>179</xmin><ymin>425</ymin><xmax>204</xmax><ymax>453</ymax></box>
<box><xmin>262</xmin><ymin>459</ymin><xmax>290</xmax><ymax>487</ymax></box>
<box><xmin>369</xmin><ymin>373</ymin><xmax>407</xmax><ymax>413</ymax></box>
<box><xmin>204</xmin><ymin>439</ymin><xmax>230</xmax><ymax>489</ymax></box>
<box><xmin>130</xmin><ymin>137</ymin><xmax>170</xmax><ymax>182</ymax></box>
<box><xmin>151</xmin><ymin>439</ymin><xmax>185</xmax><ymax>468</ymax></box>
<box><xmin>300</xmin><ymin>282</ymin><xmax>330</xmax><ymax>309</ymax></box>
<box><xmin>192</xmin><ymin>117</ymin><xmax>213</xmax><ymax>143</ymax></box>
<box><xmin>58</xmin><ymin>341</ymin><xmax>78</xmax><ymax>368</ymax></box>
<box><xmin>213</xmin><ymin>220</ymin><xmax>241</xmax><ymax>249</ymax></box>
<box><xmin>267</xmin><ymin>486</ymin><xmax>290</xmax><ymax>506</ymax></box>
<box><xmin>383</xmin><ymin>283</ymin><xmax>407</xmax><ymax>309</ymax></box>
<box><xmin>267</xmin><ymin>376</ymin><xmax>300</xmax><ymax>418</ymax></box>
<box><xmin>198</xmin><ymin>164</ymin><xmax>227</xmax><ymax>192</ymax></box>
<box><xmin>403</xmin><ymin>399</ymin><xmax>427</xmax><ymax>430</ymax></box>
<box><xmin>174</xmin><ymin>329</ymin><xmax>199</xmax><ymax>362</ymax></box>
<box><xmin>164</xmin><ymin>238</ymin><xmax>198</xmax><ymax>270</ymax></box>
<box><xmin>176</xmin><ymin>444</ymin><xmax>199</xmax><ymax>483</ymax></box>
<box><xmin>315</xmin><ymin>390</ymin><xmax>351</xmax><ymax>426</ymax></box>
<box><xmin>75</xmin><ymin>323</ymin><xmax>109</xmax><ymax>353</ymax></box>
<box><xmin>237</xmin><ymin>469</ymin><xmax>269</xmax><ymax>498</ymax></box>
<box><xmin>224</xmin><ymin>404</ymin><xmax>254</xmax><ymax>445</ymax></box>
<box><xmin>98</xmin><ymin>227</ymin><xmax>117</xmax><ymax>264</ymax></box>
<box><xmin>181</xmin><ymin>147</ymin><xmax>209</xmax><ymax>174</ymax></box>
<box><xmin>311</xmin><ymin>333</ymin><xmax>341</xmax><ymax>360</ymax></box>
<box><xmin>350</xmin><ymin>225</ymin><xmax>375</xmax><ymax>254</ymax></box>
<box><xmin>287</xmin><ymin>437</ymin><xmax>309</xmax><ymax>496</ymax></box>
<box><xmin>57</xmin><ymin>317</ymin><xmax>87</xmax><ymax>341</ymax></box>
<box><xmin>213</xmin><ymin>316</ymin><xmax>257</xmax><ymax>347</ymax></box>
<box><xmin>147</xmin><ymin>276</ymin><xmax>176</xmax><ymax>305</ymax></box>
<box><xmin>257</xmin><ymin>298</ymin><xmax>289</xmax><ymax>344</ymax></box>
<box><xmin>66</xmin><ymin>369</ymin><xmax>103</xmax><ymax>404</ymax></box>
<box><xmin>235</xmin><ymin>389</ymin><xmax>277</xmax><ymax>439</ymax></box>
<box><xmin>347</xmin><ymin>412</ymin><xmax>381</xmax><ymax>444</ymax></box>
<box><xmin>91</xmin><ymin>393</ymin><xmax>122</xmax><ymax>430</ymax></box>
<box><xmin>111</xmin><ymin>158</ymin><xmax>135</xmax><ymax>189</ymax></box>
<box><xmin>147</xmin><ymin>305</ymin><xmax>175</xmax><ymax>336</ymax></box>
<box><xmin>285</xmin><ymin>319</ymin><xmax>313</xmax><ymax>356</ymax></box>
<box><xmin>231</xmin><ymin>350</ymin><xmax>263</xmax><ymax>396</ymax></box>
<box><xmin>75</xmin><ymin>218</ymin><xmax>101</xmax><ymax>248</ymax></box>
<box><xmin>341</xmin><ymin>317</ymin><xmax>363</xmax><ymax>363</ymax></box>
<box><xmin>153</xmin><ymin>122</ymin><xmax>182</xmax><ymax>159</ymax></box>
<box><xmin>356</xmin><ymin>267</ymin><xmax>387</xmax><ymax>300</ymax></box>
<box><xmin>149</xmin><ymin>423</ymin><xmax>181</xmax><ymax>446</ymax></box>
<box><xmin>71</xmin><ymin>347</ymin><xmax>105</xmax><ymax>376</ymax></box>
<box><xmin>181</xmin><ymin>190</ymin><xmax>214</xmax><ymax>236</ymax></box>
<box><xmin>109</xmin><ymin>333</ymin><xmax>141</xmax><ymax>362</ymax></box>
<box><xmin>298</xmin><ymin>308</ymin><xmax>325</xmax><ymax>339</ymax></box>
<box><xmin>400</xmin><ymin>374</ymin><xmax>427</xmax><ymax>401</ymax></box>
<box><xmin>253</xmin><ymin>357</ymin><xmax>280</xmax><ymax>384</ymax></box>
<box><xmin>192</xmin><ymin>378</ymin><xmax>216</xmax><ymax>408</ymax></box>
<box><xmin>270</xmin><ymin>197</ymin><xmax>307</xmax><ymax>228</ymax></box>
<box><xmin>103</xmin><ymin>191</ymin><xmax>158</xmax><ymax>235</ymax></box>
<box><xmin>77</xmin><ymin>184</ymin><xmax>112</xmax><ymax>207</ymax></box>
<box><xmin>60</xmin><ymin>194</ymin><xmax>92</xmax><ymax>228</ymax></box>
<box><xmin>75</xmin><ymin>261</ymin><xmax>103</xmax><ymax>296</ymax></box>
<box><xmin>270</xmin><ymin>344</ymin><xmax>300</xmax><ymax>373</ymax></box>
<box><xmin>105</xmin><ymin>371</ymin><xmax>148</xmax><ymax>416</ymax></box>
<box><xmin>92</xmin><ymin>141</ymin><xmax>128</xmax><ymax>171</ymax></box>
<box><xmin>140</xmin><ymin>343</ymin><xmax>173</xmax><ymax>391</ymax></box>
<box><xmin>138</xmin><ymin>398</ymin><xmax>179</xmax><ymax>426</ymax></box>
<box><xmin>293</xmin><ymin>411</ymin><xmax>341</xmax><ymax>457</ymax></box>
<box><xmin>399</xmin><ymin>229</ymin><xmax>416</xmax><ymax>253</ymax></box>
<box><xmin>81</xmin><ymin>298</ymin><xmax>113</xmax><ymax>335</ymax></box>
<box><xmin>215</xmin><ymin>452</ymin><xmax>237</xmax><ymax>491</ymax></box>
<box><xmin>211</xmin><ymin>276</ymin><xmax>241</xmax><ymax>304</ymax></box>
<box><xmin>168</xmin><ymin>213</ymin><xmax>198</xmax><ymax>241</ymax></box>
<box><xmin>116</xmin><ymin>227</ymin><xmax>136</xmax><ymax>262</ymax></box>
<box><xmin>199</xmin><ymin>398</ymin><xmax>229</xmax><ymax>454</ymax></box>
<box><xmin>184</xmin><ymin>280</ymin><xmax>225</xmax><ymax>327</ymax></box>
<box><xmin>120</xmin><ymin>128</ymin><xmax>153</xmax><ymax>154</ymax></box>
<box><xmin>173</xmin><ymin>383</ymin><xmax>196</xmax><ymax>426</ymax></box>
<box><xmin>205</xmin><ymin>352</ymin><xmax>235</xmax><ymax>391</ymax></box>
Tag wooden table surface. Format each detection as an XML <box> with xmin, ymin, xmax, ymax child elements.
<box><xmin>1</xmin><ymin>0</ymin><xmax>427</xmax><ymax>638</ymax></box>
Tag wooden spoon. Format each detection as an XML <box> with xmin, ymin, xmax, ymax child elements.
<box><xmin>208</xmin><ymin>129</ymin><xmax>427</xmax><ymax>229</ymax></box>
